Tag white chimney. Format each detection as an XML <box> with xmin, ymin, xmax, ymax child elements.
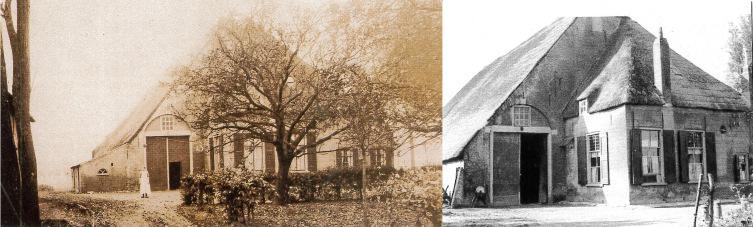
<box><xmin>653</xmin><ymin>27</ymin><xmax>672</xmax><ymax>105</ymax></box>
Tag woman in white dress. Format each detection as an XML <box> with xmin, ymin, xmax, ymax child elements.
<box><xmin>139</xmin><ymin>167</ymin><xmax>151</xmax><ymax>198</ymax></box>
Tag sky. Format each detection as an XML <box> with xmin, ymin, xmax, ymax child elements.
<box><xmin>28</xmin><ymin>1</ymin><xmax>281</xmax><ymax>189</ymax></box>
<box><xmin>443</xmin><ymin>0</ymin><xmax>753</xmax><ymax>105</ymax></box>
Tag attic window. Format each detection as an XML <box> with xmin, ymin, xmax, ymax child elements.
<box><xmin>161</xmin><ymin>115</ymin><xmax>174</xmax><ymax>131</ymax></box>
<box><xmin>579</xmin><ymin>100</ymin><xmax>588</xmax><ymax>114</ymax></box>
<box><xmin>512</xmin><ymin>106</ymin><xmax>531</xmax><ymax>127</ymax></box>
<box><xmin>97</xmin><ymin>168</ymin><xmax>109</xmax><ymax>176</ymax></box>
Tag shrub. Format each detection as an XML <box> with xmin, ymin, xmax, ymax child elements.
<box><xmin>716</xmin><ymin>184</ymin><xmax>753</xmax><ymax>226</ymax></box>
<box><xmin>367</xmin><ymin>168</ymin><xmax>442</xmax><ymax>226</ymax></box>
<box><xmin>213</xmin><ymin>169</ymin><xmax>273</xmax><ymax>223</ymax></box>
<box><xmin>38</xmin><ymin>184</ymin><xmax>54</xmax><ymax>192</ymax></box>
<box><xmin>181</xmin><ymin>173</ymin><xmax>215</xmax><ymax>206</ymax></box>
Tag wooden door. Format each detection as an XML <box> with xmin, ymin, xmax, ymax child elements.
<box><xmin>492</xmin><ymin>132</ymin><xmax>520</xmax><ymax>205</ymax></box>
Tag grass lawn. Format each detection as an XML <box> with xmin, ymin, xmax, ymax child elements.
<box><xmin>178</xmin><ymin>200</ymin><xmax>433</xmax><ymax>226</ymax></box>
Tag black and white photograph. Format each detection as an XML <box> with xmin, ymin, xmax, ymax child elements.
<box><xmin>443</xmin><ymin>0</ymin><xmax>753</xmax><ymax>226</ymax></box>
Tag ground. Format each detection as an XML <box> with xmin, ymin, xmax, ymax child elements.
<box><xmin>40</xmin><ymin>191</ymin><xmax>432</xmax><ymax>226</ymax></box>
<box><xmin>443</xmin><ymin>202</ymin><xmax>746</xmax><ymax>226</ymax></box>
<box><xmin>40</xmin><ymin>191</ymin><xmax>192</xmax><ymax>226</ymax></box>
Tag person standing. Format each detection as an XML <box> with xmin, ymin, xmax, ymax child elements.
<box><xmin>139</xmin><ymin>167</ymin><xmax>151</xmax><ymax>198</ymax></box>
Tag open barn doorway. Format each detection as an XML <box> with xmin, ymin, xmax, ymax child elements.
<box><xmin>520</xmin><ymin>133</ymin><xmax>547</xmax><ymax>204</ymax></box>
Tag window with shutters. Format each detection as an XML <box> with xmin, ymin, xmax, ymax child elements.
<box><xmin>686</xmin><ymin>132</ymin><xmax>705</xmax><ymax>183</ymax></box>
<box><xmin>640</xmin><ymin>130</ymin><xmax>664</xmax><ymax>183</ymax></box>
<box><xmin>735</xmin><ymin>154</ymin><xmax>750</xmax><ymax>182</ymax></box>
<box><xmin>512</xmin><ymin>106</ymin><xmax>531</xmax><ymax>127</ymax></box>
<box><xmin>587</xmin><ymin>133</ymin><xmax>601</xmax><ymax>184</ymax></box>
<box><xmin>244</xmin><ymin>139</ymin><xmax>264</xmax><ymax>171</ymax></box>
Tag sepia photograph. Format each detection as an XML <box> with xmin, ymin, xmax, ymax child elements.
<box><xmin>2</xmin><ymin>0</ymin><xmax>441</xmax><ymax>226</ymax></box>
<box><xmin>443</xmin><ymin>0</ymin><xmax>753</xmax><ymax>226</ymax></box>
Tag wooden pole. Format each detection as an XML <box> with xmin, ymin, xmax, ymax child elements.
<box><xmin>693</xmin><ymin>173</ymin><xmax>703</xmax><ymax>227</ymax></box>
<box><xmin>707</xmin><ymin>173</ymin><xmax>715</xmax><ymax>227</ymax></box>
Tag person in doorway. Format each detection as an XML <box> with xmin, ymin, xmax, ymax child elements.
<box><xmin>472</xmin><ymin>185</ymin><xmax>487</xmax><ymax>207</ymax></box>
<box><xmin>139</xmin><ymin>167</ymin><xmax>151</xmax><ymax>198</ymax></box>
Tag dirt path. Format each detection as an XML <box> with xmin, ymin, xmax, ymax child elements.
<box><xmin>41</xmin><ymin>191</ymin><xmax>193</xmax><ymax>226</ymax></box>
<box><xmin>443</xmin><ymin>203</ymin><xmax>744</xmax><ymax>226</ymax></box>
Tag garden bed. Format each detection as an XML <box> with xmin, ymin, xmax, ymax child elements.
<box><xmin>177</xmin><ymin>201</ymin><xmax>431</xmax><ymax>226</ymax></box>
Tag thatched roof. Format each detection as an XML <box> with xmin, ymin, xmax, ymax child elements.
<box><xmin>578</xmin><ymin>19</ymin><xmax>748</xmax><ymax>112</ymax></box>
<box><xmin>442</xmin><ymin>17</ymin><xmax>576</xmax><ymax>161</ymax></box>
<box><xmin>91</xmin><ymin>84</ymin><xmax>170</xmax><ymax>158</ymax></box>
<box><xmin>444</xmin><ymin>17</ymin><xmax>748</xmax><ymax>162</ymax></box>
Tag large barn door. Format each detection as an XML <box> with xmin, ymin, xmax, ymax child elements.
<box><xmin>146</xmin><ymin>137</ymin><xmax>168</xmax><ymax>191</ymax></box>
<box><xmin>492</xmin><ymin>132</ymin><xmax>520</xmax><ymax>205</ymax></box>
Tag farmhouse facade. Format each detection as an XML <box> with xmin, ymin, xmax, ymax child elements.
<box><xmin>71</xmin><ymin>84</ymin><xmax>439</xmax><ymax>193</ymax></box>
<box><xmin>444</xmin><ymin>17</ymin><xmax>753</xmax><ymax>206</ymax></box>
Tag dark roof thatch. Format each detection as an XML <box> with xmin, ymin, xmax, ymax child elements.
<box><xmin>444</xmin><ymin>17</ymin><xmax>748</xmax><ymax>161</ymax></box>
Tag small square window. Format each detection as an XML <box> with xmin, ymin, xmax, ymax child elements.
<box><xmin>161</xmin><ymin>115</ymin><xmax>174</xmax><ymax>131</ymax></box>
<box><xmin>512</xmin><ymin>106</ymin><xmax>531</xmax><ymax>127</ymax></box>
<box><xmin>579</xmin><ymin>100</ymin><xmax>588</xmax><ymax>114</ymax></box>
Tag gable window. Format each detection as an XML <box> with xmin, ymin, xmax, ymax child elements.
<box><xmin>686</xmin><ymin>132</ymin><xmax>704</xmax><ymax>182</ymax></box>
<box><xmin>587</xmin><ymin>133</ymin><xmax>601</xmax><ymax>184</ymax></box>
<box><xmin>97</xmin><ymin>168</ymin><xmax>109</xmax><ymax>176</ymax></box>
<box><xmin>512</xmin><ymin>106</ymin><xmax>531</xmax><ymax>127</ymax></box>
<box><xmin>640</xmin><ymin>130</ymin><xmax>664</xmax><ymax>183</ymax></box>
<box><xmin>579</xmin><ymin>100</ymin><xmax>588</xmax><ymax>115</ymax></box>
<box><xmin>161</xmin><ymin>115</ymin><xmax>174</xmax><ymax>131</ymax></box>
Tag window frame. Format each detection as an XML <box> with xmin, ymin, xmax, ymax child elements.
<box><xmin>511</xmin><ymin>105</ymin><xmax>531</xmax><ymax>127</ymax></box>
<box><xmin>243</xmin><ymin>138</ymin><xmax>265</xmax><ymax>171</ymax></box>
<box><xmin>586</xmin><ymin>132</ymin><xmax>601</xmax><ymax>186</ymax></box>
<box><xmin>578</xmin><ymin>100</ymin><xmax>588</xmax><ymax>115</ymax></box>
<box><xmin>161</xmin><ymin>115</ymin><xmax>174</xmax><ymax>131</ymax></box>
<box><xmin>639</xmin><ymin>129</ymin><xmax>665</xmax><ymax>185</ymax></box>
<box><xmin>736</xmin><ymin>153</ymin><xmax>750</xmax><ymax>183</ymax></box>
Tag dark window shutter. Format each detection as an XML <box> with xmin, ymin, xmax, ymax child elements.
<box><xmin>662</xmin><ymin>130</ymin><xmax>676</xmax><ymax>183</ymax></box>
<box><xmin>630</xmin><ymin>129</ymin><xmax>643</xmax><ymax>185</ymax></box>
<box><xmin>336</xmin><ymin>151</ymin><xmax>342</xmax><ymax>168</ymax></box>
<box><xmin>577</xmin><ymin>136</ymin><xmax>587</xmax><ymax>186</ymax></box>
<box><xmin>600</xmin><ymin>133</ymin><xmax>610</xmax><ymax>185</ymax></box>
<box><xmin>209</xmin><ymin>137</ymin><xmax>215</xmax><ymax>172</ymax></box>
<box><xmin>386</xmin><ymin>150</ymin><xmax>394</xmax><ymax>168</ymax></box>
<box><xmin>678</xmin><ymin>131</ymin><xmax>690</xmax><ymax>182</ymax></box>
<box><xmin>705</xmin><ymin>132</ymin><xmax>717</xmax><ymax>177</ymax></box>
<box><xmin>265</xmin><ymin>142</ymin><xmax>276</xmax><ymax>173</ymax></box>
<box><xmin>218</xmin><ymin>136</ymin><xmax>225</xmax><ymax>169</ymax></box>
<box><xmin>233</xmin><ymin>134</ymin><xmax>244</xmax><ymax>167</ymax></box>
<box><xmin>353</xmin><ymin>149</ymin><xmax>360</xmax><ymax>167</ymax></box>
<box><xmin>307</xmin><ymin>133</ymin><xmax>317</xmax><ymax>172</ymax></box>
<box><xmin>733</xmin><ymin>154</ymin><xmax>740</xmax><ymax>183</ymax></box>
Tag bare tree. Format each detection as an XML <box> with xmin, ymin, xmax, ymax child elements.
<box><xmin>0</xmin><ymin>0</ymin><xmax>38</xmax><ymax>225</ymax></box>
<box><xmin>173</xmin><ymin>11</ymin><xmax>354</xmax><ymax>205</ymax></box>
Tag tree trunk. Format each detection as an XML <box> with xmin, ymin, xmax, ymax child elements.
<box><xmin>276</xmin><ymin>158</ymin><xmax>291</xmax><ymax>205</ymax></box>
<box><xmin>361</xmin><ymin>148</ymin><xmax>369</xmax><ymax>226</ymax></box>
<box><xmin>275</xmin><ymin>139</ymin><xmax>292</xmax><ymax>205</ymax></box>
<box><xmin>12</xmin><ymin>0</ymin><xmax>39</xmax><ymax>224</ymax></box>
<box><xmin>0</xmin><ymin>33</ymin><xmax>22</xmax><ymax>225</ymax></box>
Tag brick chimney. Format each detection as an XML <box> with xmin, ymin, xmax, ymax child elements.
<box><xmin>653</xmin><ymin>27</ymin><xmax>672</xmax><ymax>105</ymax></box>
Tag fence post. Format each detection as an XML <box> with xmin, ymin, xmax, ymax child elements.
<box><xmin>693</xmin><ymin>173</ymin><xmax>703</xmax><ymax>227</ymax></box>
<box><xmin>707</xmin><ymin>173</ymin><xmax>714</xmax><ymax>227</ymax></box>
